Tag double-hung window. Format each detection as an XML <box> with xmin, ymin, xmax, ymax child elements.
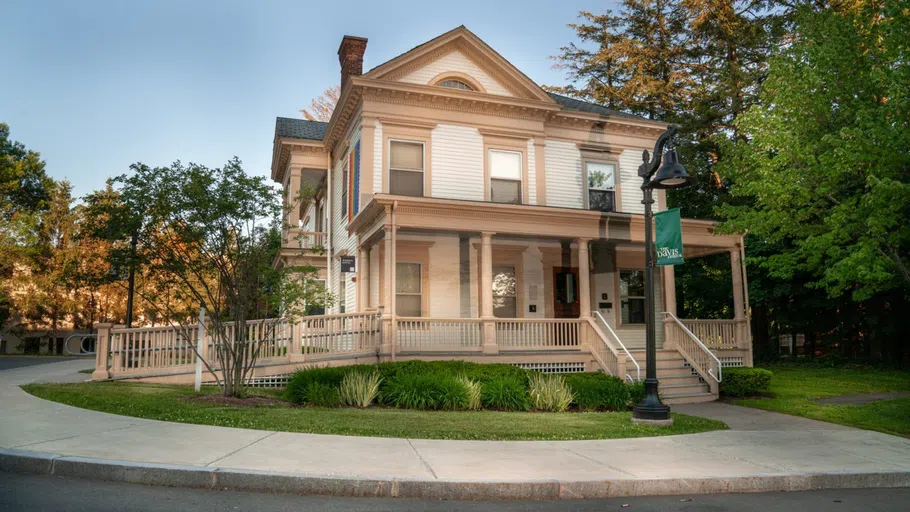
<box><xmin>489</xmin><ymin>150</ymin><xmax>522</xmax><ymax>204</ymax></box>
<box><xmin>341</xmin><ymin>161</ymin><xmax>348</xmax><ymax>219</ymax></box>
<box><xmin>492</xmin><ymin>265</ymin><xmax>517</xmax><ymax>317</ymax></box>
<box><xmin>389</xmin><ymin>141</ymin><xmax>424</xmax><ymax>197</ymax></box>
<box><xmin>619</xmin><ymin>270</ymin><xmax>645</xmax><ymax>324</ymax></box>
<box><xmin>586</xmin><ymin>162</ymin><xmax>616</xmax><ymax>212</ymax></box>
<box><xmin>396</xmin><ymin>262</ymin><xmax>422</xmax><ymax>316</ymax></box>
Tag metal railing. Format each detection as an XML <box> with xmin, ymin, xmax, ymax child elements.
<box><xmin>664</xmin><ymin>312</ymin><xmax>722</xmax><ymax>387</ymax></box>
<box><xmin>593</xmin><ymin>311</ymin><xmax>640</xmax><ymax>382</ymax></box>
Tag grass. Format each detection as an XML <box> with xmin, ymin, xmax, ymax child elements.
<box><xmin>78</xmin><ymin>369</ymin><xmax>93</xmax><ymax>374</ymax></box>
<box><xmin>733</xmin><ymin>364</ymin><xmax>910</xmax><ymax>438</ymax></box>
<box><xmin>22</xmin><ymin>382</ymin><xmax>726</xmax><ymax>441</ymax></box>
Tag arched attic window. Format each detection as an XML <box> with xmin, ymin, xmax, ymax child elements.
<box><xmin>437</xmin><ymin>78</ymin><xmax>474</xmax><ymax>91</ymax></box>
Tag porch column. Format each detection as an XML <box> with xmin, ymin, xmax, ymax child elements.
<box><xmin>358</xmin><ymin>245</ymin><xmax>369</xmax><ymax>311</ymax></box>
<box><xmin>379</xmin><ymin>227</ymin><xmax>393</xmax><ymax>355</ymax></box>
<box><xmin>91</xmin><ymin>323</ymin><xmax>112</xmax><ymax>381</ymax></box>
<box><xmin>287</xmin><ymin>170</ymin><xmax>303</xmax><ymax>229</ymax></box>
<box><xmin>662</xmin><ymin>265</ymin><xmax>677</xmax><ymax>350</ymax></box>
<box><xmin>480</xmin><ymin>232</ymin><xmax>498</xmax><ymax>354</ymax></box>
<box><xmin>730</xmin><ymin>246</ymin><xmax>752</xmax><ymax>362</ymax></box>
<box><xmin>576</xmin><ymin>238</ymin><xmax>591</xmax><ymax>318</ymax></box>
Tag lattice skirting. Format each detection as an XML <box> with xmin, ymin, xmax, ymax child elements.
<box><xmin>511</xmin><ymin>362</ymin><xmax>586</xmax><ymax>374</ymax></box>
<box><xmin>719</xmin><ymin>357</ymin><xmax>745</xmax><ymax>368</ymax></box>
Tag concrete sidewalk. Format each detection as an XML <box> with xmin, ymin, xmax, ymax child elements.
<box><xmin>2</xmin><ymin>360</ymin><xmax>909</xmax><ymax>499</ymax></box>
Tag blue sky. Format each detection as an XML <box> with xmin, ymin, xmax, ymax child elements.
<box><xmin>2</xmin><ymin>0</ymin><xmax>616</xmax><ymax>198</ymax></box>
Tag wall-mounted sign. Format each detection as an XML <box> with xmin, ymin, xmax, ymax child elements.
<box><xmin>340</xmin><ymin>256</ymin><xmax>356</xmax><ymax>273</ymax></box>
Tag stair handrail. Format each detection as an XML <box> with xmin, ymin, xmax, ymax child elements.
<box><xmin>592</xmin><ymin>311</ymin><xmax>641</xmax><ymax>382</ymax></box>
<box><xmin>664</xmin><ymin>312</ymin><xmax>722</xmax><ymax>383</ymax></box>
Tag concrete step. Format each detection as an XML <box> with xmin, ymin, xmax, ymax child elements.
<box><xmin>655</xmin><ymin>375</ymin><xmax>703</xmax><ymax>385</ymax></box>
<box><xmin>659</xmin><ymin>382</ymin><xmax>710</xmax><ymax>396</ymax></box>
<box><xmin>663</xmin><ymin>392</ymin><xmax>717</xmax><ymax>405</ymax></box>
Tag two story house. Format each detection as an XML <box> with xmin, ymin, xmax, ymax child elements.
<box><xmin>271</xmin><ymin>27</ymin><xmax>752</xmax><ymax>403</ymax></box>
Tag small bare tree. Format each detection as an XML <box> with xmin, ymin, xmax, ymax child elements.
<box><xmin>300</xmin><ymin>86</ymin><xmax>340</xmax><ymax>122</ymax></box>
<box><xmin>89</xmin><ymin>158</ymin><xmax>329</xmax><ymax>396</ymax></box>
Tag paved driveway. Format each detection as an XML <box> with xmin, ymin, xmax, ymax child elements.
<box><xmin>0</xmin><ymin>356</ymin><xmax>91</xmax><ymax>371</ymax></box>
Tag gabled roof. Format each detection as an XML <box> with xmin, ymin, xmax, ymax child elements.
<box><xmin>547</xmin><ymin>93</ymin><xmax>656</xmax><ymax>122</ymax></box>
<box><xmin>363</xmin><ymin>26</ymin><xmax>555</xmax><ymax>103</ymax></box>
<box><xmin>275</xmin><ymin>117</ymin><xmax>328</xmax><ymax>141</ymax></box>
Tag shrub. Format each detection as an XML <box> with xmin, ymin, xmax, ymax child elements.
<box><xmin>381</xmin><ymin>373</ymin><xmax>469</xmax><ymax>410</ymax></box>
<box><xmin>565</xmin><ymin>373</ymin><xmax>630</xmax><ymax>411</ymax></box>
<box><xmin>286</xmin><ymin>365</ymin><xmax>374</xmax><ymax>404</ymax></box>
<box><xmin>376</xmin><ymin>360</ymin><xmax>529</xmax><ymax>384</ymax></box>
<box><xmin>626</xmin><ymin>380</ymin><xmax>646</xmax><ymax>408</ymax></box>
<box><xmin>721</xmin><ymin>367</ymin><xmax>773</xmax><ymax>397</ymax></box>
<box><xmin>303</xmin><ymin>381</ymin><xmax>341</xmax><ymax>407</ymax></box>
<box><xmin>458</xmin><ymin>376</ymin><xmax>482</xmax><ymax>410</ymax></box>
<box><xmin>528</xmin><ymin>373</ymin><xmax>574</xmax><ymax>412</ymax></box>
<box><xmin>481</xmin><ymin>377</ymin><xmax>530</xmax><ymax>411</ymax></box>
<box><xmin>339</xmin><ymin>371</ymin><xmax>382</xmax><ymax>408</ymax></box>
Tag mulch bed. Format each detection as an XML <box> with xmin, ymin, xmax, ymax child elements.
<box><xmin>183</xmin><ymin>394</ymin><xmax>296</xmax><ymax>408</ymax></box>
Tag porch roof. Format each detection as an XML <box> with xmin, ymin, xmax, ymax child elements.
<box><xmin>350</xmin><ymin>194</ymin><xmax>741</xmax><ymax>255</ymax></box>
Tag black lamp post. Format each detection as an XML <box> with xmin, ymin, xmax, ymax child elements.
<box><xmin>632</xmin><ymin>124</ymin><xmax>694</xmax><ymax>424</ymax></box>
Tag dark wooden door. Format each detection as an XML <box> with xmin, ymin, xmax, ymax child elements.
<box><xmin>553</xmin><ymin>267</ymin><xmax>580</xmax><ymax>318</ymax></box>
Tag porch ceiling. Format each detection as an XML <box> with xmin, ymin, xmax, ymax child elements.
<box><xmin>351</xmin><ymin>194</ymin><xmax>741</xmax><ymax>251</ymax></box>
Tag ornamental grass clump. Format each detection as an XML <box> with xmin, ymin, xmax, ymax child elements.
<box><xmin>381</xmin><ymin>373</ymin><xmax>470</xmax><ymax>410</ymax></box>
<box><xmin>480</xmin><ymin>376</ymin><xmax>530</xmax><ymax>411</ymax></box>
<box><xmin>303</xmin><ymin>381</ymin><xmax>341</xmax><ymax>407</ymax></box>
<box><xmin>528</xmin><ymin>373</ymin><xmax>574</xmax><ymax>412</ymax></box>
<box><xmin>339</xmin><ymin>371</ymin><xmax>382</xmax><ymax>408</ymax></box>
<box><xmin>458</xmin><ymin>376</ymin><xmax>482</xmax><ymax>410</ymax></box>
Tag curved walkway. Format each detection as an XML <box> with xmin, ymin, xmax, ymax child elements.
<box><xmin>2</xmin><ymin>360</ymin><xmax>909</xmax><ymax>499</ymax></box>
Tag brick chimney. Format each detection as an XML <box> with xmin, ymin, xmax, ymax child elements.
<box><xmin>338</xmin><ymin>35</ymin><xmax>368</xmax><ymax>91</ymax></box>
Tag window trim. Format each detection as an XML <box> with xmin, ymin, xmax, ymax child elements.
<box><xmin>382</xmin><ymin>123</ymin><xmax>433</xmax><ymax>197</ymax></box>
<box><xmin>341</xmin><ymin>156</ymin><xmax>349</xmax><ymax>220</ymax></box>
<box><xmin>395</xmin><ymin>261</ymin><xmax>423</xmax><ymax>317</ymax></box>
<box><xmin>482</xmin><ymin>135</ymin><xmax>530</xmax><ymax>204</ymax></box>
<box><xmin>428</xmin><ymin>72</ymin><xmax>487</xmax><ymax>94</ymax></box>
<box><xmin>582</xmin><ymin>157</ymin><xmax>621</xmax><ymax>212</ymax></box>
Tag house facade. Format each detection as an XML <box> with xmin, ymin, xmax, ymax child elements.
<box><xmin>269</xmin><ymin>27</ymin><xmax>752</xmax><ymax>403</ymax></box>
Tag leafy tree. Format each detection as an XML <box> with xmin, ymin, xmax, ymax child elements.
<box><xmin>300</xmin><ymin>86</ymin><xmax>340</xmax><ymax>122</ymax></box>
<box><xmin>717</xmin><ymin>2</ymin><xmax>910</xmax><ymax>301</ymax></box>
<box><xmin>94</xmin><ymin>158</ymin><xmax>328</xmax><ymax>396</ymax></box>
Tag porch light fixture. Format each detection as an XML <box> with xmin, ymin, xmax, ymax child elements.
<box><xmin>633</xmin><ymin>124</ymin><xmax>693</xmax><ymax>425</ymax></box>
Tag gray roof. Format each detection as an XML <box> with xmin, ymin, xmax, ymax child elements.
<box><xmin>547</xmin><ymin>93</ymin><xmax>655</xmax><ymax>122</ymax></box>
<box><xmin>275</xmin><ymin>117</ymin><xmax>328</xmax><ymax>140</ymax></box>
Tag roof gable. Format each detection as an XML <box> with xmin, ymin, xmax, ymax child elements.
<box><xmin>363</xmin><ymin>26</ymin><xmax>554</xmax><ymax>103</ymax></box>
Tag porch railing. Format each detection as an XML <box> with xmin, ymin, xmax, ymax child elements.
<box><xmin>592</xmin><ymin>311</ymin><xmax>640</xmax><ymax>381</ymax></box>
<box><xmin>284</xmin><ymin>228</ymin><xmax>327</xmax><ymax>251</ymax></box>
<box><xmin>110</xmin><ymin>325</ymin><xmax>198</xmax><ymax>374</ymax></box>
<box><xmin>298</xmin><ymin>312</ymin><xmax>382</xmax><ymax>355</ymax></box>
<box><xmin>679</xmin><ymin>319</ymin><xmax>739</xmax><ymax>349</ymax></box>
<box><xmin>664</xmin><ymin>312</ymin><xmax>722</xmax><ymax>393</ymax></box>
<box><xmin>495</xmin><ymin>318</ymin><xmax>581</xmax><ymax>350</ymax></box>
<box><xmin>397</xmin><ymin>317</ymin><xmax>483</xmax><ymax>351</ymax></box>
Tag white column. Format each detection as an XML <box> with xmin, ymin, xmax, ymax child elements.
<box><xmin>358</xmin><ymin>246</ymin><xmax>369</xmax><ymax>311</ymax></box>
<box><xmin>577</xmin><ymin>238</ymin><xmax>591</xmax><ymax>318</ymax></box>
<box><xmin>730</xmin><ymin>248</ymin><xmax>745</xmax><ymax>320</ymax></box>
<box><xmin>480</xmin><ymin>232</ymin><xmax>497</xmax><ymax>353</ymax></box>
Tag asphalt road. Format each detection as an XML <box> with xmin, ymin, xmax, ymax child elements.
<box><xmin>0</xmin><ymin>356</ymin><xmax>89</xmax><ymax>371</ymax></box>
<box><xmin>2</xmin><ymin>473</ymin><xmax>909</xmax><ymax>511</ymax></box>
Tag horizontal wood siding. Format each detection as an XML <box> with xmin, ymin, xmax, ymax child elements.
<box><xmin>373</xmin><ymin>120</ymin><xmax>383</xmax><ymax>193</ymax></box>
<box><xmin>544</xmin><ymin>139</ymin><xmax>583</xmax><ymax>209</ymax></box>
<box><xmin>619</xmin><ymin>149</ymin><xmax>644</xmax><ymax>214</ymax></box>
<box><xmin>397</xmin><ymin>51</ymin><xmax>513</xmax><ymax>97</ymax></box>
<box><xmin>527</xmin><ymin>139</ymin><xmax>537</xmax><ymax>205</ymax></box>
<box><xmin>431</xmin><ymin>124</ymin><xmax>484</xmax><ymax>201</ymax></box>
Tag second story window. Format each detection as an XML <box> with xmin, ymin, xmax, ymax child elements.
<box><xmin>389</xmin><ymin>140</ymin><xmax>424</xmax><ymax>197</ymax></box>
<box><xmin>341</xmin><ymin>161</ymin><xmax>348</xmax><ymax>219</ymax></box>
<box><xmin>586</xmin><ymin>161</ymin><xmax>616</xmax><ymax>212</ymax></box>
<box><xmin>438</xmin><ymin>79</ymin><xmax>474</xmax><ymax>91</ymax></box>
<box><xmin>489</xmin><ymin>150</ymin><xmax>522</xmax><ymax>204</ymax></box>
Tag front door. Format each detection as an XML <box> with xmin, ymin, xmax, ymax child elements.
<box><xmin>553</xmin><ymin>267</ymin><xmax>580</xmax><ymax>318</ymax></box>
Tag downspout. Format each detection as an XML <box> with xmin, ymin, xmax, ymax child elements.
<box><xmin>390</xmin><ymin>200</ymin><xmax>398</xmax><ymax>361</ymax></box>
<box><xmin>326</xmin><ymin>152</ymin><xmax>333</xmax><ymax>312</ymax></box>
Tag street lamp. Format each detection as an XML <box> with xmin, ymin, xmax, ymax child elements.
<box><xmin>632</xmin><ymin>124</ymin><xmax>693</xmax><ymax>425</ymax></box>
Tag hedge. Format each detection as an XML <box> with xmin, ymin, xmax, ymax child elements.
<box><xmin>720</xmin><ymin>367</ymin><xmax>773</xmax><ymax>397</ymax></box>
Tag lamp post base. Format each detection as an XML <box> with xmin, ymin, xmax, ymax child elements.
<box><xmin>631</xmin><ymin>416</ymin><xmax>674</xmax><ymax>427</ymax></box>
<box><xmin>632</xmin><ymin>379</ymin><xmax>672</xmax><ymax>423</ymax></box>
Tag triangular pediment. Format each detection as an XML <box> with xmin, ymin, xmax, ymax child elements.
<box><xmin>363</xmin><ymin>26</ymin><xmax>555</xmax><ymax>103</ymax></box>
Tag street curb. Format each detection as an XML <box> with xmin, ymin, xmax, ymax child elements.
<box><xmin>2</xmin><ymin>448</ymin><xmax>909</xmax><ymax>500</ymax></box>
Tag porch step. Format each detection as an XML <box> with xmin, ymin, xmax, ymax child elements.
<box><xmin>659</xmin><ymin>382</ymin><xmax>711</xmax><ymax>396</ymax></box>
<box><xmin>663</xmin><ymin>392</ymin><xmax>717</xmax><ymax>405</ymax></box>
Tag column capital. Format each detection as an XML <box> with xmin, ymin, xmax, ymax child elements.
<box><xmin>480</xmin><ymin>231</ymin><xmax>496</xmax><ymax>239</ymax></box>
<box><xmin>575</xmin><ymin>238</ymin><xmax>591</xmax><ymax>246</ymax></box>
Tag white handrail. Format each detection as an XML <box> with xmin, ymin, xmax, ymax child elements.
<box><xmin>593</xmin><ymin>311</ymin><xmax>641</xmax><ymax>382</ymax></box>
<box><xmin>665</xmin><ymin>312</ymin><xmax>722</xmax><ymax>383</ymax></box>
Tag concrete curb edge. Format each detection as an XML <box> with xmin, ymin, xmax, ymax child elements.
<box><xmin>2</xmin><ymin>448</ymin><xmax>909</xmax><ymax>500</ymax></box>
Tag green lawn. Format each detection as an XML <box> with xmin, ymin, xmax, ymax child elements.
<box><xmin>733</xmin><ymin>365</ymin><xmax>910</xmax><ymax>438</ymax></box>
<box><xmin>22</xmin><ymin>382</ymin><xmax>726</xmax><ymax>441</ymax></box>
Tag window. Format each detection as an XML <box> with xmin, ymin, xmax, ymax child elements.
<box><xmin>396</xmin><ymin>262</ymin><xmax>422</xmax><ymax>316</ymax></box>
<box><xmin>305</xmin><ymin>279</ymin><xmax>327</xmax><ymax>316</ymax></box>
<box><xmin>341</xmin><ymin>161</ymin><xmax>348</xmax><ymax>219</ymax></box>
<box><xmin>389</xmin><ymin>141</ymin><xmax>424</xmax><ymax>197</ymax></box>
<box><xmin>438</xmin><ymin>79</ymin><xmax>473</xmax><ymax>91</ymax></box>
<box><xmin>492</xmin><ymin>265</ymin><xmax>517</xmax><ymax>317</ymax></box>
<box><xmin>620</xmin><ymin>270</ymin><xmax>646</xmax><ymax>324</ymax></box>
<box><xmin>587</xmin><ymin>161</ymin><xmax>616</xmax><ymax>212</ymax></box>
<box><xmin>338</xmin><ymin>275</ymin><xmax>346</xmax><ymax>314</ymax></box>
<box><xmin>314</xmin><ymin>201</ymin><xmax>324</xmax><ymax>232</ymax></box>
<box><xmin>489</xmin><ymin>150</ymin><xmax>522</xmax><ymax>204</ymax></box>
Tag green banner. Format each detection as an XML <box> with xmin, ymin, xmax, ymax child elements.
<box><xmin>655</xmin><ymin>208</ymin><xmax>684</xmax><ymax>266</ymax></box>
